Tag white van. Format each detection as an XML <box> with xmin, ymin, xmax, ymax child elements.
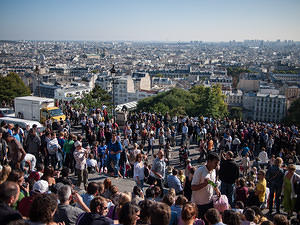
<box><xmin>0</xmin><ymin>117</ymin><xmax>45</xmax><ymax>132</ymax></box>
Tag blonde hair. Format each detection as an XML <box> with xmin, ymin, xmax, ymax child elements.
<box><xmin>0</xmin><ymin>165</ymin><xmax>12</xmax><ymax>184</ymax></box>
<box><xmin>274</xmin><ymin>157</ymin><xmax>283</xmax><ymax>166</ymax></box>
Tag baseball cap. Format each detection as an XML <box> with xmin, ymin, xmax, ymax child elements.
<box><xmin>33</xmin><ymin>180</ymin><xmax>49</xmax><ymax>193</ymax></box>
<box><xmin>74</xmin><ymin>141</ymin><xmax>82</xmax><ymax>147</ymax></box>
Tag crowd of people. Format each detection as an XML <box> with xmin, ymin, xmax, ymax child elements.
<box><xmin>0</xmin><ymin>104</ymin><xmax>299</xmax><ymax>225</ymax></box>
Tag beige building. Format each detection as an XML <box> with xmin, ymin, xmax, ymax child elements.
<box><xmin>237</xmin><ymin>79</ymin><xmax>260</xmax><ymax>92</ymax></box>
<box><xmin>132</xmin><ymin>72</ymin><xmax>151</xmax><ymax>91</ymax></box>
<box><xmin>280</xmin><ymin>85</ymin><xmax>300</xmax><ymax>99</ymax></box>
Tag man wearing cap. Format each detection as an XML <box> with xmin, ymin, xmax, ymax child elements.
<box><xmin>17</xmin><ymin>180</ymin><xmax>49</xmax><ymax>217</ymax></box>
<box><xmin>191</xmin><ymin>152</ymin><xmax>221</xmax><ymax>219</ymax></box>
<box><xmin>74</xmin><ymin>141</ymin><xmax>88</xmax><ymax>189</ymax></box>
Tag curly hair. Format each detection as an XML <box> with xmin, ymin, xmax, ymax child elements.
<box><xmin>29</xmin><ymin>193</ymin><xmax>58</xmax><ymax>223</ymax></box>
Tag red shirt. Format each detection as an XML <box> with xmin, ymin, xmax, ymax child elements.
<box><xmin>18</xmin><ymin>195</ymin><xmax>35</xmax><ymax>217</ymax></box>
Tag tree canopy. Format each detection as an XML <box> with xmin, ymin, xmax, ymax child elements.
<box><xmin>0</xmin><ymin>72</ymin><xmax>31</xmax><ymax>104</ymax></box>
<box><xmin>283</xmin><ymin>98</ymin><xmax>300</xmax><ymax>126</ymax></box>
<box><xmin>75</xmin><ymin>85</ymin><xmax>112</xmax><ymax>110</ymax></box>
<box><xmin>137</xmin><ymin>85</ymin><xmax>228</xmax><ymax>118</ymax></box>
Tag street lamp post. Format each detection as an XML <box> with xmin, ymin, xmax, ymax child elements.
<box><xmin>110</xmin><ymin>65</ymin><xmax>116</xmax><ymax>122</ymax></box>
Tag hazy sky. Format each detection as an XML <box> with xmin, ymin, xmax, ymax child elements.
<box><xmin>1</xmin><ymin>0</ymin><xmax>300</xmax><ymax>42</ymax></box>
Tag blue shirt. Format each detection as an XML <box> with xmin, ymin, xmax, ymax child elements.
<box><xmin>13</xmin><ymin>134</ymin><xmax>21</xmax><ymax>142</ymax></box>
<box><xmin>107</xmin><ymin>141</ymin><xmax>122</xmax><ymax>160</ymax></box>
<box><xmin>167</xmin><ymin>175</ymin><xmax>183</xmax><ymax>194</ymax></box>
<box><xmin>241</xmin><ymin>147</ymin><xmax>250</xmax><ymax>157</ymax></box>
<box><xmin>81</xmin><ymin>193</ymin><xmax>94</xmax><ymax>208</ymax></box>
<box><xmin>97</xmin><ymin>145</ymin><xmax>107</xmax><ymax>156</ymax></box>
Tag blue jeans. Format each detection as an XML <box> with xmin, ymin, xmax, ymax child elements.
<box><xmin>111</xmin><ymin>157</ymin><xmax>120</xmax><ymax>177</ymax></box>
<box><xmin>221</xmin><ymin>182</ymin><xmax>235</xmax><ymax>207</ymax></box>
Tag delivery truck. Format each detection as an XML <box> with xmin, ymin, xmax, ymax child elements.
<box><xmin>14</xmin><ymin>96</ymin><xmax>66</xmax><ymax>123</ymax></box>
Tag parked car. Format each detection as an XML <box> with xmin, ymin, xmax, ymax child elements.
<box><xmin>0</xmin><ymin>108</ymin><xmax>15</xmax><ymax>117</ymax></box>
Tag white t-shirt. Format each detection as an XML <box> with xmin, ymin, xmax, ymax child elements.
<box><xmin>134</xmin><ymin>161</ymin><xmax>145</xmax><ymax>181</ymax></box>
<box><xmin>258</xmin><ymin>151</ymin><xmax>269</xmax><ymax>163</ymax></box>
<box><xmin>87</xmin><ymin>158</ymin><xmax>97</xmax><ymax>167</ymax></box>
<box><xmin>191</xmin><ymin>165</ymin><xmax>216</xmax><ymax>205</ymax></box>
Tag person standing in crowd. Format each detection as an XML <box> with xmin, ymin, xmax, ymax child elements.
<box><xmin>107</xmin><ymin>132</ymin><xmax>122</xmax><ymax>178</ymax></box>
<box><xmin>232</xmin><ymin>135</ymin><xmax>241</xmax><ymax>156</ymax></box>
<box><xmin>255</xmin><ymin>170</ymin><xmax>267</xmax><ymax>208</ymax></box>
<box><xmin>282</xmin><ymin>164</ymin><xmax>300</xmax><ymax>218</ymax></box>
<box><xmin>0</xmin><ymin>130</ymin><xmax>8</xmax><ymax>165</ymax></box>
<box><xmin>134</xmin><ymin>153</ymin><xmax>144</xmax><ymax>190</ymax></box>
<box><xmin>219</xmin><ymin>151</ymin><xmax>240</xmax><ymax>207</ymax></box>
<box><xmin>191</xmin><ymin>152</ymin><xmax>221</xmax><ymax>219</ymax></box>
<box><xmin>182</xmin><ymin>122</ymin><xmax>188</xmax><ymax>146</ymax></box>
<box><xmin>258</xmin><ymin>147</ymin><xmax>269</xmax><ymax>169</ymax></box>
<box><xmin>47</xmin><ymin>132</ymin><xmax>61</xmax><ymax>169</ymax></box>
<box><xmin>184</xmin><ymin>167</ymin><xmax>195</xmax><ymax>201</ymax></box>
<box><xmin>24</xmin><ymin>128</ymin><xmax>41</xmax><ymax>162</ymax></box>
<box><xmin>3</xmin><ymin>132</ymin><xmax>26</xmax><ymax>170</ymax></box>
<box><xmin>266</xmin><ymin>157</ymin><xmax>284</xmax><ymax>214</ymax></box>
<box><xmin>73</xmin><ymin>141</ymin><xmax>88</xmax><ymax>189</ymax></box>
<box><xmin>63</xmin><ymin>134</ymin><xmax>75</xmax><ymax>171</ymax></box>
<box><xmin>149</xmin><ymin>150</ymin><xmax>166</xmax><ymax>191</ymax></box>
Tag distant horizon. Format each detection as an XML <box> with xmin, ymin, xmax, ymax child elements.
<box><xmin>1</xmin><ymin>39</ymin><xmax>299</xmax><ymax>43</ymax></box>
<box><xmin>1</xmin><ymin>0</ymin><xmax>300</xmax><ymax>42</ymax></box>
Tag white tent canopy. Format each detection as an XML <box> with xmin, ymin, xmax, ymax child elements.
<box><xmin>115</xmin><ymin>101</ymin><xmax>137</xmax><ymax>111</ymax></box>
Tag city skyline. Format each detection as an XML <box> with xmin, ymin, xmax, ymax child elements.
<box><xmin>0</xmin><ymin>0</ymin><xmax>300</xmax><ymax>42</ymax></box>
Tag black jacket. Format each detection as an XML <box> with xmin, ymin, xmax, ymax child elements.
<box><xmin>76</xmin><ymin>213</ymin><xmax>113</xmax><ymax>225</ymax></box>
<box><xmin>219</xmin><ymin>159</ymin><xmax>240</xmax><ymax>184</ymax></box>
<box><xmin>0</xmin><ymin>202</ymin><xmax>22</xmax><ymax>225</ymax></box>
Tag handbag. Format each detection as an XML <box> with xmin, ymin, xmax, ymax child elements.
<box><xmin>213</xmin><ymin>195</ymin><xmax>229</xmax><ymax>213</ymax></box>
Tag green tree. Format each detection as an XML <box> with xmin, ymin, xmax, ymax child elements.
<box><xmin>283</xmin><ymin>98</ymin><xmax>300</xmax><ymax>126</ymax></box>
<box><xmin>0</xmin><ymin>72</ymin><xmax>31</xmax><ymax>104</ymax></box>
<box><xmin>155</xmin><ymin>73</ymin><xmax>164</xmax><ymax>78</ymax></box>
<box><xmin>229</xmin><ymin>107</ymin><xmax>243</xmax><ymax>120</ymax></box>
<box><xmin>76</xmin><ymin>85</ymin><xmax>112</xmax><ymax>109</ymax></box>
<box><xmin>137</xmin><ymin>85</ymin><xmax>228</xmax><ymax>118</ymax></box>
